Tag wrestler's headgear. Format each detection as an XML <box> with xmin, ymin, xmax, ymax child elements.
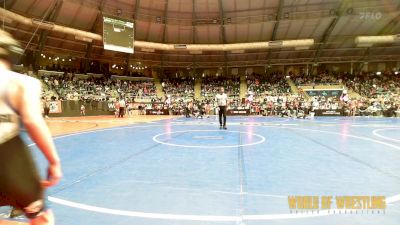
<box><xmin>0</xmin><ymin>29</ymin><xmax>24</xmax><ymax>65</ymax></box>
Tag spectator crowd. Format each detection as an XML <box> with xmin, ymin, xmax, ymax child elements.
<box><xmin>41</xmin><ymin>74</ymin><xmax>157</xmax><ymax>103</ymax></box>
<box><xmin>23</xmin><ymin>68</ymin><xmax>400</xmax><ymax>118</ymax></box>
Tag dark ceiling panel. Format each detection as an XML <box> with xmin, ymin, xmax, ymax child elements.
<box><xmin>4</xmin><ymin>0</ymin><xmax>399</xmax><ymax>65</ymax></box>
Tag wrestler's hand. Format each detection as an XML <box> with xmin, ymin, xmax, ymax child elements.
<box><xmin>42</xmin><ymin>162</ymin><xmax>62</xmax><ymax>188</ymax></box>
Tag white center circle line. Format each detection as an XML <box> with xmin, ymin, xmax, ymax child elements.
<box><xmin>152</xmin><ymin>130</ymin><xmax>266</xmax><ymax>148</ymax></box>
<box><xmin>372</xmin><ymin>128</ymin><xmax>400</xmax><ymax>142</ymax></box>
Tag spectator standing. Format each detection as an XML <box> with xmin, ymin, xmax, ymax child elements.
<box><xmin>114</xmin><ymin>99</ymin><xmax>120</xmax><ymax>118</ymax></box>
<box><xmin>42</xmin><ymin>97</ymin><xmax>50</xmax><ymax>118</ymax></box>
<box><xmin>80</xmin><ymin>104</ymin><xmax>86</xmax><ymax>116</ymax></box>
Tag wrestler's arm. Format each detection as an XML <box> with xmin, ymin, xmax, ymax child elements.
<box><xmin>8</xmin><ymin>79</ymin><xmax>62</xmax><ymax>187</ymax></box>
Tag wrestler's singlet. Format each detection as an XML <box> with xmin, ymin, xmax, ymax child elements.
<box><xmin>0</xmin><ymin>69</ymin><xmax>45</xmax><ymax>213</ymax></box>
<box><xmin>0</xmin><ymin>69</ymin><xmax>25</xmax><ymax>144</ymax></box>
<box><xmin>0</xmin><ymin>69</ymin><xmax>40</xmax><ymax>144</ymax></box>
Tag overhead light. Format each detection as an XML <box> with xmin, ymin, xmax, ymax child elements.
<box><xmin>394</xmin><ymin>71</ymin><xmax>398</xmax><ymax>75</ymax></box>
<box><xmin>355</xmin><ymin>35</ymin><xmax>398</xmax><ymax>45</ymax></box>
<box><xmin>135</xmin><ymin>38</ymin><xmax>314</xmax><ymax>51</ymax></box>
<box><xmin>376</xmin><ymin>71</ymin><xmax>381</xmax><ymax>75</ymax></box>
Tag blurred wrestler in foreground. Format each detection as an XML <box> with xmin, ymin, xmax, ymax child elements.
<box><xmin>0</xmin><ymin>29</ymin><xmax>62</xmax><ymax>225</ymax></box>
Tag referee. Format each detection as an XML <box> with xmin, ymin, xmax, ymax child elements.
<box><xmin>215</xmin><ymin>87</ymin><xmax>228</xmax><ymax>129</ymax></box>
<box><xmin>118</xmin><ymin>97</ymin><xmax>126</xmax><ymax>118</ymax></box>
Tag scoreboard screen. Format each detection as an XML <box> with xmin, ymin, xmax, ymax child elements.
<box><xmin>103</xmin><ymin>16</ymin><xmax>134</xmax><ymax>54</ymax></box>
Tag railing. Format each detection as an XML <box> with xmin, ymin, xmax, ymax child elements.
<box><xmin>298</xmin><ymin>82</ymin><xmax>341</xmax><ymax>87</ymax></box>
<box><xmin>299</xmin><ymin>84</ymin><xmax>345</xmax><ymax>90</ymax></box>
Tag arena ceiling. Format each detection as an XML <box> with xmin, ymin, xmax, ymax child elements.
<box><xmin>2</xmin><ymin>0</ymin><xmax>400</xmax><ymax>68</ymax></box>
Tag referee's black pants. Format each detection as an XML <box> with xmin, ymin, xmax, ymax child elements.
<box><xmin>118</xmin><ymin>107</ymin><xmax>125</xmax><ymax>118</ymax></box>
<box><xmin>218</xmin><ymin>106</ymin><xmax>227</xmax><ymax>127</ymax></box>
